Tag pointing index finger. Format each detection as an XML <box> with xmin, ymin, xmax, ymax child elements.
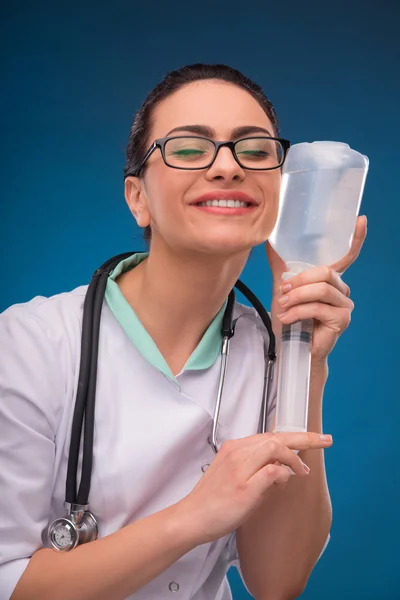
<box><xmin>270</xmin><ymin>431</ymin><xmax>333</xmax><ymax>450</ymax></box>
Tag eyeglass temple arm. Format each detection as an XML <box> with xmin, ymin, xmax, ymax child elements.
<box><xmin>127</xmin><ymin>142</ymin><xmax>158</xmax><ymax>177</ymax></box>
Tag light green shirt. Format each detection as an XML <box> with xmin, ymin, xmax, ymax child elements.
<box><xmin>104</xmin><ymin>252</ymin><xmax>226</xmax><ymax>381</ymax></box>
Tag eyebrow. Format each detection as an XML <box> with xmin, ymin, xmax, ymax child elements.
<box><xmin>164</xmin><ymin>124</ymin><xmax>274</xmax><ymax>139</ymax></box>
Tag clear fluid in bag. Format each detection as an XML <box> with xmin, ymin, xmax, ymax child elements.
<box><xmin>269</xmin><ymin>142</ymin><xmax>369</xmax><ymax>267</ymax></box>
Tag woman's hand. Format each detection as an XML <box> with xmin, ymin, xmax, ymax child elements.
<box><xmin>266</xmin><ymin>215</ymin><xmax>368</xmax><ymax>361</ymax></box>
<box><xmin>178</xmin><ymin>431</ymin><xmax>333</xmax><ymax>545</ymax></box>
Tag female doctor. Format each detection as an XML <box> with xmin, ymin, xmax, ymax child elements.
<box><xmin>0</xmin><ymin>63</ymin><xmax>367</xmax><ymax>600</ymax></box>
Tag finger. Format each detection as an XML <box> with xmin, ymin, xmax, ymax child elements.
<box><xmin>257</xmin><ymin>463</ymin><xmax>292</xmax><ymax>488</ymax></box>
<box><xmin>241</xmin><ymin>438</ymin><xmax>314</xmax><ymax>480</ymax></box>
<box><xmin>280</xmin><ymin>265</ymin><xmax>350</xmax><ymax>298</ymax></box>
<box><xmin>277</xmin><ymin>281</ymin><xmax>354</xmax><ymax>312</ymax></box>
<box><xmin>220</xmin><ymin>430</ymin><xmax>333</xmax><ymax>453</ymax></box>
<box><xmin>330</xmin><ymin>215</ymin><xmax>367</xmax><ymax>275</ymax></box>
<box><xmin>277</xmin><ymin>303</ymin><xmax>352</xmax><ymax>333</ymax></box>
<box><xmin>274</xmin><ymin>459</ymin><xmax>296</xmax><ymax>477</ymax></box>
<box><xmin>270</xmin><ymin>465</ymin><xmax>293</xmax><ymax>486</ymax></box>
<box><xmin>271</xmin><ymin>431</ymin><xmax>333</xmax><ymax>450</ymax></box>
<box><xmin>247</xmin><ymin>434</ymin><xmax>333</xmax><ymax>493</ymax></box>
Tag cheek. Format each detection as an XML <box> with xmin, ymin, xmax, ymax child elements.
<box><xmin>260</xmin><ymin>174</ymin><xmax>281</xmax><ymax>228</ymax></box>
<box><xmin>146</xmin><ymin>168</ymin><xmax>193</xmax><ymax>225</ymax></box>
<box><xmin>269</xmin><ymin>188</ymin><xmax>280</xmax><ymax>222</ymax></box>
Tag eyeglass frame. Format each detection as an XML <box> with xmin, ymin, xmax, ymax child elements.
<box><xmin>125</xmin><ymin>135</ymin><xmax>291</xmax><ymax>177</ymax></box>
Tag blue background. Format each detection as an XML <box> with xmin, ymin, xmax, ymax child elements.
<box><xmin>1</xmin><ymin>1</ymin><xmax>399</xmax><ymax>598</ymax></box>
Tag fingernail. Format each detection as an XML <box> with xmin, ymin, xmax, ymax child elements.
<box><xmin>302</xmin><ymin>461</ymin><xmax>310</xmax><ymax>473</ymax></box>
<box><xmin>319</xmin><ymin>434</ymin><xmax>333</xmax><ymax>442</ymax></box>
<box><xmin>280</xmin><ymin>283</ymin><xmax>292</xmax><ymax>294</ymax></box>
<box><xmin>278</xmin><ymin>295</ymin><xmax>289</xmax><ymax>305</ymax></box>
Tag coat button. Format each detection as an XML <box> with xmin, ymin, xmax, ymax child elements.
<box><xmin>201</xmin><ymin>463</ymin><xmax>210</xmax><ymax>473</ymax></box>
<box><xmin>169</xmin><ymin>581</ymin><xmax>180</xmax><ymax>592</ymax></box>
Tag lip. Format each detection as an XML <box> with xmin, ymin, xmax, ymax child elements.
<box><xmin>190</xmin><ymin>190</ymin><xmax>257</xmax><ymax>206</ymax></box>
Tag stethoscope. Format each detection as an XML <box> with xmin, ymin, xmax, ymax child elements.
<box><xmin>47</xmin><ymin>252</ymin><xmax>277</xmax><ymax>552</ymax></box>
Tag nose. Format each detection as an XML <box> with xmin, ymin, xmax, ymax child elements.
<box><xmin>205</xmin><ymin>145</ymin><xmax>245</xmax><ymax>182</ymax></box>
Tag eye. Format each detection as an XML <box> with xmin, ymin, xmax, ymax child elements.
<box><xmin>239</xmin><ymin>149</ymin><xmax>270</xmax><ymax>157</ymax></box>
<box><xmin>235</xmin><ymin>138</ymin><xmax>277</xmax><ymax>162</ymax></box>
<box><xmin>173</xmin><ymin>148</ymin><xmax>205</xmax><ymax>156</ymax></box>
<box><xmin>165</xmin><ymin>138</ymin><xmax>214</xmax><ymax>164</ymax></box>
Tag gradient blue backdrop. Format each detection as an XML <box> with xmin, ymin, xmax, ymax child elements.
<box><xmin>1</xmin><ymin>1</ymin><xmax>399</xmax><ymax>598</ymax></box>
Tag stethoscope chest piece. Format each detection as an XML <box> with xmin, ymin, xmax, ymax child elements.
<box><xmin>48</xmin><ymin>504</ymin><xmax>98</xmax><ymax>552</ymax></box>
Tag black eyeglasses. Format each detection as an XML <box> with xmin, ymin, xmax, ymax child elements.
<box><xmin>126</xmin><ymin>135</ymin><xmax>291</xmax><ymax>177</ymax></box>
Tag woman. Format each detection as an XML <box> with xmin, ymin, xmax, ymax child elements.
<box><xmin>0</xmin><ymin>63</ymin><xmax>366</xmax><ymax>600</ymax></box>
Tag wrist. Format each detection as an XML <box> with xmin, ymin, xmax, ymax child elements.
<box><xmin>165</xmin><ymin>499</ymin><xmax>206</xmax><ymax>549</ymax></box>
<box><xmin>311</xmin><ymin>357</ymin><xmax>329</xmax><ymax>379</ymax></box>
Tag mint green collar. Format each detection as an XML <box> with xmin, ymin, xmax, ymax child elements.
<box><xmin>104</xmin><ymin>253</ymin><xmax>226</xmax><ymax>381</ymax></box>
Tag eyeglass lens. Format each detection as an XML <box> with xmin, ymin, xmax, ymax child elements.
<box><xmin>164</xmin><ymin>137</ymin><xmax>284</xmax><ymax>169</ymax></box>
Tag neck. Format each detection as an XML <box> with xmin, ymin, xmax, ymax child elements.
<box><xmin>117</xmin><ymin>239</ymin><xmax>250</xmax><ymax>375</ymax></box>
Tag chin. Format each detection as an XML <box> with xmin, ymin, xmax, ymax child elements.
<box><xmin>192</xmin><ymin>234</ymin><xmax>258</xmax><ymax>257</ymax></box>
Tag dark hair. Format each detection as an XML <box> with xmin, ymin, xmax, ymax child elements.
<box><xmin>124</xmin><ymin>63</ymin><xmax>280</xmax><ymax>243</ymax></box>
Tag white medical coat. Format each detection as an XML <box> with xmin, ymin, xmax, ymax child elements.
<box><xmin>0</xmin><ymin>282</ymin><xmax>325</xmax><ymax>599</ymax></box>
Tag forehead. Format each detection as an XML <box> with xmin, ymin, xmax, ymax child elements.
<box><xmin>150</xmin><ymin>80</ymin><xmax>274</xmax><ymax>139</ymax></box>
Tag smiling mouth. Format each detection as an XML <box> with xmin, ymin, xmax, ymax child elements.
<box><xmin>195</xmin><ymin>199</ymin><xmax>251</xmax><ymax>208</ymax></box>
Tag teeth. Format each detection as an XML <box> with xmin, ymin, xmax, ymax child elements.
<box><xmin>197</xmin><ymin>199</ymin><xmax>250</xmax><ymax>208</ymax></box>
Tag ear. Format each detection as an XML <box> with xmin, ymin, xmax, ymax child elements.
<box><xmin>124</xmin><ymin>177</ymin><xmax>151</xmax><ymax>228</ymax></box>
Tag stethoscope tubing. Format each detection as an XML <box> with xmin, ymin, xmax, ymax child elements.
<box><xmin>65</xmin><ymin>252</ymin><xmax>276</xmax><ymax>509</ymax></box>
